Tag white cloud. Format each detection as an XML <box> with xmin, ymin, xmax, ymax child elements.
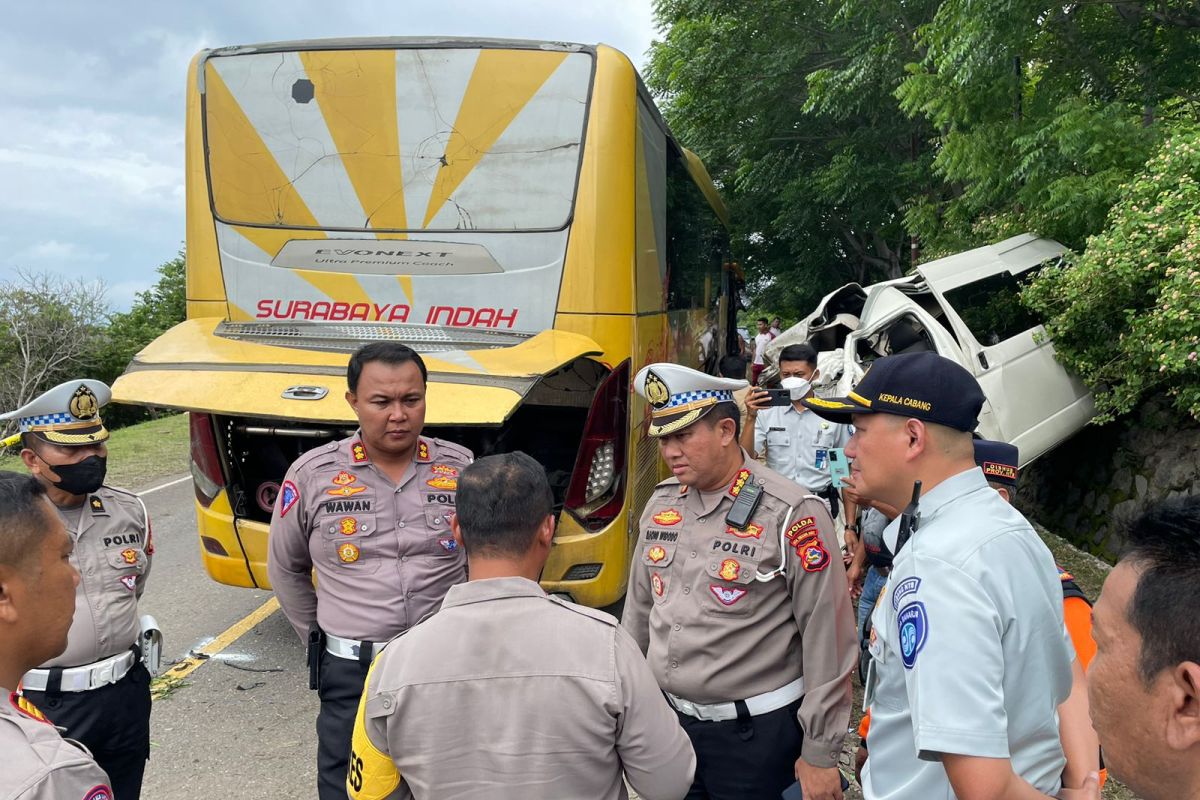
<box><xmin>17</xmin><ymin>239</ymin><xmax>103</xmax><ymax>262</ymax></box>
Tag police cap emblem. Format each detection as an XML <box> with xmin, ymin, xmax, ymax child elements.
<box><xmin>644</xmin><ymin>369</ymin><xmax>670</xmax><ymax>409</ymax></box>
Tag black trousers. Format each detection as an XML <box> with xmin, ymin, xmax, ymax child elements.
<box><xmin>678</xmin><ymin>697</ymin><xmax>804</xmax><ymax>800</ymax></box>
<box><xmin>23</xmin><ymin>662</ymin><xmax>152</xmax><ymax>800</ymax></box>
<box><xmin>315</xmin><ymin>649</ymin><xmax>371</xmax><ymax>800</ymax></box>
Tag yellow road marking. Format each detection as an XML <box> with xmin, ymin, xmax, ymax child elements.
<box><xmin>151</xmin><ymin>596</ymin><xmax>280</xmax><ymax>699</ymax></box>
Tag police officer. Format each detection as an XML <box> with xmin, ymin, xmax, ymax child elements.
<box><xmin>740</xmin><ymin>343</ymin><xmax>856</xmax><ymax>525</ymax></box>
<box><xmin>1</xmin><ymin>381</ymin><xmax>152</xmax><ymax>799</ymax></box>
<box><xmin>348</xmin><ymin>452</ymin><xmax>696</xmax><ymax>800</ymax></box>
<box><xmin>0</xmin><ymin>471</ymin><xmax>114</xmax><ymax>800</ymax></box>
<box><xmin>802</xmin><ymin>352</ymin><xmax>1098</xmax><ymax>800</ymax></box>
<box><xmin>623</xmin><ymin>363</ymin><xmax>857</xmax><ymax>800</ymax></box>
<box><xmin>268</xmin><ymin>342</ymin><xmax>472</xmax><ymax>800</ymax></box>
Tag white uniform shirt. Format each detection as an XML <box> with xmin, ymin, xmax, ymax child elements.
<box><xmin>752</xmin><ymin>403</ymin><xmax>850</xmax><ymax>492</ymax></box>
<box><xmin>753</xmin><ymin>333</ymin><xmax>773</xmax><ymax>365</ymax></box>
<box><xmin>862</xmin><ymin>468</ymin><xmax>1073</xmax><ymax>800</ymax></box>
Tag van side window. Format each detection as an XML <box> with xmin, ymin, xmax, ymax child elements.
<box><xmin>665</xmin><ymin>147</ymin><xmax>726</xmax><ymax>312</ymax></box>
<box><xmin>943</xmin><ymin>271</ymin><xmax>1042</xmax><ymax>346</ymax></box>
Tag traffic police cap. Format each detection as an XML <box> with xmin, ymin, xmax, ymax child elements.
<box><xmin>0</xmin><ymin>380</ymin><xmax>111</xmax><ymax>445</ymax></box>
<box><xmin>974</xmin><ymin>438</ymin><xmax>1019</xmax><ymax>487</ymax></box>
<box><xmin>801</xmin><ymin>351</ymin><xmax>984</xmax><ymax>432</ymax></box>
<box><xmin>633</xmin><ymin>363</ymin><xmax>747</xmax><ymax>438</ymax></box>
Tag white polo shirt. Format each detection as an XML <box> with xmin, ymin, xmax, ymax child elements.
<box><xmin>752</xmin><ymin>403</ymin><xmax>850</xmax><ymax>493</ymax></box>
<box><xmin>862</xmin><ymin>468</ymin><xmax>1073</xmax><ymax>800</ymax></box>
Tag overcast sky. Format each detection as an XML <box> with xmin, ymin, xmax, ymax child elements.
<box><xmin>0</xmin><ymin>1</ymin><xmax>657</xmax><ymax>310</ymax></box>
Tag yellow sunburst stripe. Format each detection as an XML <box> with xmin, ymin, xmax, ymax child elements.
<box><xmin>299</xmin><ymin>50</ymin><xmax>408</xmax><ymax>237</ymax></box>
<box><xmin>294</xmin><ymin>269</ymin><xmax>375</xmax><ymax>311</ymax></box>
<box><xmin>204</xmin><ymin>64</ymin><xmax>325</xmax><ymax>258</ymax></box>
<box><xmin>422</xmin><ymin>50</ymin><xmax>568</xmax><ymax>228</ymax></box>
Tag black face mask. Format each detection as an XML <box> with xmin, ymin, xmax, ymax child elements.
<box><xmin>43</xmin><ymin>454</ymin><xmax>108</xmax><ymax>496</ymax></box>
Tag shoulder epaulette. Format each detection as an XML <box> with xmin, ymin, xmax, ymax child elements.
<box><xmin>546</xmin><ymin>594</ymin><xmax>619</xmax><ymax>627</ymax></box>
<box><xmin>428</xmin><ymin>437</ymin><xmax>474</xmax><ymax>463</ymax></box>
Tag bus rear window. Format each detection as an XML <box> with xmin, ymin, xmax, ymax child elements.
<box><xmin>203</xmin><ymin>47</ymin><xmax>592</xmax><ymax>232</ymax></box>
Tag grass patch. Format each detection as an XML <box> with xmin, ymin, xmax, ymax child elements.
<box><xmin>0</xmin><ymin>413</ymin><xmax>189</xmax><ymax>490</ymax></box>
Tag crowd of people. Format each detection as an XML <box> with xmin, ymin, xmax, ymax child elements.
<box><xmin>0</xmin><ymin>340</ymin><xmax>1197</xmax><ymax>800</ymax></box>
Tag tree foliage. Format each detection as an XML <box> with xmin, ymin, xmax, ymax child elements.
<box><xmin>1024</xmin><ymin>129</ymin><xmax>1200</xmax><ymax>422</ymax></box>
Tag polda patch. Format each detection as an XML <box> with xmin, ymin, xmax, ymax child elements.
<box><xmin>800</xmin><ymin>542</ymin><xmax>830</xmax><ymax>573</ymax></box>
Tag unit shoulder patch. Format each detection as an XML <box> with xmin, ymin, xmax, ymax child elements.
<box><xmin>279</xmin><ymin>481</ymin><xmax>300</xmax><ymax>517</ymax></box>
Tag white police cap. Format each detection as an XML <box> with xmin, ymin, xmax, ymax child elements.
<box><xmin>633</xmin><ymin>363</ymin><xmax>748</xmax><ymax>437</ymax></box>
<box><xmin>0</xmin><ymin>380</ymin><xmax>111</xmax><ymax>446</ymax></box>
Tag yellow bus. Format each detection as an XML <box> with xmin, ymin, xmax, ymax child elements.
<box><xmin>113</xmin><ymin>37</ymin><xmax>736</xmax><ymax>608</ymax></box>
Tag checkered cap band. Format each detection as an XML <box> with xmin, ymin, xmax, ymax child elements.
<box><xmin>664</xmin><ymin>389</ymin><xmax>732</xmax><ymax>409</ymax></box>
<box><xmin>18</xmin><ymin>413</ymin><xmax>73</xmax><ymax>433</ymax></box>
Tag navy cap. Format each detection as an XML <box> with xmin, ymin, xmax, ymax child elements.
<box><xmin>801</xmin><ymin>352</ymin><xmax>985</xmax><ymax>432</ymax></box>
<box><xmin>974</xmin><ymin>439</ymin><xmax>1019</xmax><ymax>487</ymax></box>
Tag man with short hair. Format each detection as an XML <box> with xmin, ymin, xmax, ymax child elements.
<box><xmin>770</xmin><ymin>317</ymin><xmax>783</xmax><ymax>339</ymax></box>
<box><xmin>624</xmin><ymin>363</ymin><xmax>857</xmax><ymax>800</ymax></box>
<box><xmin>0</xmin><ymin>471</ymin><xmax>113</xmax><ymax>800</ymax></box>
<box><xmin>1088</xmin><ymin>496</ymin><xmax>1200</xmax><ymax>800</ymax></box>
<box><xmin>742</xmin><ymin>343</ymin><xmax>856</xmax><ymax>524</ymax></box>
<box><xmin>804</xmin><ymin>352</ymin><xmax>1097</xmax><ymax>800</ymax></box>
<box><xmin>751</xmin><ymin>317</ymin><xmax>773</xmax><ymax>385</ymax></box>
<box><xmin>269</xmin><ymin>342</ymin><xmax>473</xmax><ymax>800</ymax></box>
<box><xmin>348</xmin><ymin>452</ymin><xmax>695</xmax><ymax>800</ymax></box>
<box><xmin>1</xmin><ymin>381</ymin><xmax>153</xmax><ymax>799</ymax></box>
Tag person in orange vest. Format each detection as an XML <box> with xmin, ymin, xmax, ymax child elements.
<box><xmin>854</xmin><ymin>438</ymin><xmax>1104</xmax><ymax>788</ymax></box>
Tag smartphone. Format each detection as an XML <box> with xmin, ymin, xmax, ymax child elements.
<box><xmin>781</xmin><ymin>773</ymin><xmax>851</xmax><ymax>799</ymax></box>
<box><xmin>827</xmin><ymin>447</ymin><xmax>851</xmax><ymax>488</ymax></box>
<box><xmin>762</xmin><ymin>388</ymin><xmax>792</xmax><ymax>407</ymax></box>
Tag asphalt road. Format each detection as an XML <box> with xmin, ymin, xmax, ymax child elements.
<box><xmin>136</xmin><ymin>476</ymin><xmax>318</xmax><ymax>799</ymax></box>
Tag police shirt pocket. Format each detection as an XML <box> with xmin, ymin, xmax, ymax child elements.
<box><xmin>703</xmin><ymin>547</ymin><xmax>760</xmax><ymax>617</ymax></box>
<box><xmin>767</xmin><ymin>430</ymin><xmax>791</xmax><ymax>448</ymax></box>
<box><xmin>106</xmin><ymin>547</ymin><xmax>147</xmax><ymax>574</ymax></box>
<box><xmin>640</xmin><ymin>542</ymin><xmax>676</xmax><ymax>569</ymax></box>
<box><xmin>319</xmin><ymin>514</ymin><xmax>380</xmax><ymax>574</ymax></box>
<box><xmin>422</xmin><ymin>506</ymin><xmax>463</xmax><ymax>561</ymax></box>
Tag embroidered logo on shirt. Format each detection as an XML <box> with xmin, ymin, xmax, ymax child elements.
<box><xmin>339</xmin><ymin>517</ymin><xmax>358</xmax><ymax>536</ymax></box>
<box><xmin>799</xmin><ymin>542</ymin><xmax>830</xmax><ymax>572</ymax></box>
<box><xmin>891</xmin><ymin>577</ymin><xmax>922</xmax><ymax>611</ymax></box>
<box><xmin>897</xmin><ymin>601</ymin><xmax>929</xmax><ymax>669</ymax></box>
<box><xmin>652</xmin><ymin>572</ymin><xmax>665</xmax><ymax>597</ymax></box>
<box><xmin>719</xmin><ymin>558</ymin><xmax>741</xmax><ymax>581</ymax></box>
<box><xmin>279</xmin><ymin>481</ymin><xmax>300</xmax><ymax>517</ymax></box>
<box><xmin>351</xmin><ymin>442</ymin><xmax>369</xmax><ymax>463</ymax></box>
<box><xmin>426</xmin><ymin>476</ymin><xmax>458</xmax><ymax>491</ymax></box>
<box><xmin>120</xmin><ymin>548</ymin><xmax>138</xmax><ymax>565</ymax></box>
<box><xmin>728</xmin><ymin>468</ymin><xmax>752</xmax><ymax>498</ymax></box>
<box><xmin>982</xmin><ymin>461</ymin><xmax>1017</xmax><ymax>481</ymax></box>
<box><xmin>332</xmin><ymin>471</ymin><xmax>357</xmax><ymax>486</ymax></box>
<box><xmin>327</xmin><ymin>485</ymin><xmax>367</xmax><ymax>497</ymax></box>
<box><xmin>431</xmin><ymin>464</ymin><xmax>459</xmax><ymax>477</ymax></box>
<box><xmin>785</xmin><ymin>517</ymin><xmax>817</xmax><ymax>543</ymax></box>
<box><xmin>726</xmin><ymin>522</ymin><xmax>763</xmax><ymax>539</ymax></box>
<box><xmin>652</xmin><ymin>509</ymin><xmax>682</xmax><ymax>526</ymax></box>
<box><xmin>709</xmin><ymin>585</ymin><xmax>748</xmax><ymax>606</ymax></box>
<box><xmin>438</xmin><ymin>537</ymin><xmax>458</xmax><ymax>552</ymax></box>
<box><xmin>646</xmin><ymin>545</ymin><xmax>667</xmax><ymax>563</ymax></box>
<box><xmin>119</xmin><ymin>575</ymin><xmax>137</xmax><ymax>591</ymax></box>
<box><xmin>337</xmin><ymin>543</ymin><xmax>361</xmax><ymax>564</ymax></box>
<box><xmin>83</xmin><ymin>786</ymin><xmax>114</xmax><ymax>800</ymax></box>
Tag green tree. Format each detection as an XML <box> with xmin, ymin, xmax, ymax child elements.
<box><xmin>1023</xmin><ymin>129</ymin><xmax>1200</xmax><ymax>422</ymax></box>
<box><xmin>648</xmin><ymin>0</ymin><xmax>940</xmax><ymax>316</ymax></box>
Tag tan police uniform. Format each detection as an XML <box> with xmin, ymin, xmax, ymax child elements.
<box><xmin>268</xmin><ymin>432</ymin><xmax>472</xmax><ymax>800</ymax></box>
<box><xmin>3</xmin><ymin>381</ymin><xmax>153</xmax><ymax>800</ymax></box>
<box><xmin>0</xmin><ymin>692</ymin><xmax>113</xmax><ymax>800</ymax></box>
<box><xmin>623</xmin><ymin>363</ymin><xmax>858</xmax><ymax>799</ymax></box>
<box><xmin>347</xmin><ymin>576</ymin><xmax>696</xmax><ymax>800</ymax></box>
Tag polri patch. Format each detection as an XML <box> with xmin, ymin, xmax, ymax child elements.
<box><xmin>709</xmin><ymin>585</ymin><xmax>747</xmax><ymax>606</ymax></box>
<box><xmin>119</xmin><ymin>575</ymin><xmax>137</xmax><ymax>591</ymax></box>
<box><xmin>279</xmin><ymin>481</ymin><xmax>299</xmax><ymax>517</ymax></box>
<box><xmin>800</xmin><ymin>542</ymin><xmax>830</xmax><ymax>572</ymax></box>
<box><xmin>897</xmin><ymin>601</ymin><xmax>928</xmax><ymax>669</ymax></box>
<box><xmin>718</xmin><ymin>558</ymin><xmax>741</xmax><ymax>581</ymax></box>
<box><xmin>120</xmin><ymin>548</ymin><xmax>138</xmax><ymax>565</ymax></box>
<box><xmin>339</xmin><ymin>517</ymin><xmax>358</xmax><ymax>536</ymax></box>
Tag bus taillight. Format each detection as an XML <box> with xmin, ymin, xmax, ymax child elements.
<box><xmin>189</xmin><ymin>412</ymin><xmax>226</xmax><ymax>507</ymax></box>
<box><xmin>564</xmin><ymin>360</ymin><xmax>630</xmax><ymax>531</ymax></box>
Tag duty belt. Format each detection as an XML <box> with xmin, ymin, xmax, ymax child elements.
<box><xmin>22</xmin><ymin>650</ymin><xmax>137</xmax><ymax>693</ymax></box>
<box><xmin>666</xmin><ymin>676</ymin><xmax>805</xmax><ymax>722</ymax></box>
<box><xmin>324</xmin><ymin>632</ymin><xmax>384</xmax><ymax>662</ymax></box>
